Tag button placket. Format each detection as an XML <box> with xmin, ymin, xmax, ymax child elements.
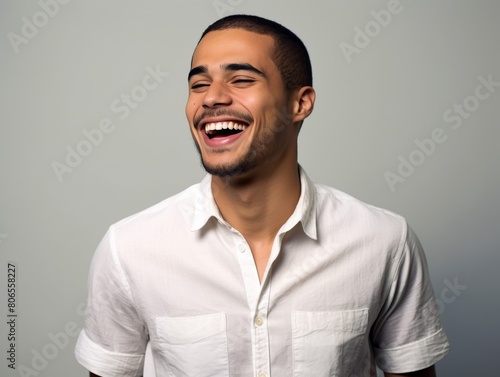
<box><xmin>253</xmin><ymin>281</ymin><xmax>272</xmax><ymax>377</ymax></box>
<box><xmin>231</xmin><ymin>231</ymin><xmax>272</xmax><ymax>377</ymax></box>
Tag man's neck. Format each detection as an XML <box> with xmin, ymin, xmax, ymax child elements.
<box><xmin>211</xmin><ymin>163</ymin><xmax>301</xmax><ymax>242</ymax></box>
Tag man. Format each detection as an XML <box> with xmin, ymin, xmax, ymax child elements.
<box><xmin>75</xmin><ymin>15</ymin><xmax>449</xmax><ymax>377</ymax></box>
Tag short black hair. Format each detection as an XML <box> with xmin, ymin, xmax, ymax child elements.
<box><xmin>198</xmin><ymin>14</ymin><xmax>313</xmax><ymax>91</ymax></box>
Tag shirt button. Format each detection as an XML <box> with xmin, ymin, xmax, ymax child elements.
<box><xmin>238</xmin><ymin>244</ymin><xmax>246</xmax><ymax>253</ymax></box>
<box><xmin>255</xmin><ymin>316</ymin><xmax>264</xmax><ymax>326</ymax></box>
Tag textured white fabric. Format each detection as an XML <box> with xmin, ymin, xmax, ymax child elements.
<box><xmin>75</xmin><ymin>167</ymin><xmax>449</xmax><ymax>377</ymax></box>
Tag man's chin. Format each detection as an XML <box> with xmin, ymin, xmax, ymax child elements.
<box><xmin>201</xmin><ymin>159</ymin><xmax>255</xmax><ymax>178</ymax></box>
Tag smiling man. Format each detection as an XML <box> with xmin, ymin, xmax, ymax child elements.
<box><xmin>75</xmin><ymin>15</ymin><xmax>449</xmax><ymax>377</ymax></box>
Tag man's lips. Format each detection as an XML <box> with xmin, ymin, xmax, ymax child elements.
<box><xmin>202</xmin><ymin>119</ymin><xmax>249</xmax><ymax>138</ymax></box>
<box><xmin>199</xmin><ymin>118</ymin><xmax>250</xmax><ymax>147</ymax></box>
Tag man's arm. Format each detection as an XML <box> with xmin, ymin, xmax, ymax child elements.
<box><xmin>384</xmin><ymin>365</ymin><xmax>436</xmax><ymax>377</ymax></box>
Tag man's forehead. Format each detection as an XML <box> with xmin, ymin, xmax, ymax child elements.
<box><xmin>192</xmin><ymin>28</ymin><xmax>274</xmax><ymax>64</ymax></box>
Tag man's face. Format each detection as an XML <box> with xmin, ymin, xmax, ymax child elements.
<box><xmin>186</xmin><ymin>28</ymin><xmax>295</xmax><ymax>178</ymax></box>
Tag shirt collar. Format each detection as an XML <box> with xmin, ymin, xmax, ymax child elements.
<box><xmin>191</xmin><ymin>173</ymin><xmax>222</xmax><ymax>231</ymax></box>
<box><xmin>283</xmin><ymin>165</ymin><xmax>317</xmax><ymax>240</ymax></box>
<box><xmin>191</xmin><ymin>165</ymin><xmax>317</xmax><ymax>240</ymax></box>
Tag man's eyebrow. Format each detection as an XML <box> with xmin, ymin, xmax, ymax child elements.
<box><xmin>188</xmin><ymin>63</ymin><xmax>265</xmax><ymax>81</ymax></box>
<box><xmin>222</xmin><ymin>63</ymin><xmax>265</xmax><ymax>77</ymax></box>
<box><xmin>188</xmin><ymin>65</ymin><xmax>207</xmax><ymax>80</ymax></box>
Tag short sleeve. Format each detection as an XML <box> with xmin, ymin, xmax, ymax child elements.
<box><xmin>371</xmin><ymin>224</ymin><xmax>450</xmax><ymax>373</ymax></box>
<box><xmin>75</xmin><ymin>227</ymin><xmax>147</xmax><ymax>376</ymax></box>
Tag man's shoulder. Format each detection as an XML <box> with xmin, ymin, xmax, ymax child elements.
<box><xmin>313</xmin><ymin>182</ymin><xmax>408</xmax><ymax>239</ymax></box>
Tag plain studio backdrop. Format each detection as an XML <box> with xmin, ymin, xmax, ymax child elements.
<box><xmin>1</xmin><ymin>1</ymin><xmax>499</xmax><ymax>376</ymax></box>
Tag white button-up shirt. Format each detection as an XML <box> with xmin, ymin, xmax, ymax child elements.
<box><xmin>75</xmin><ymin>167</ymin><xmax>449</xmax><ymax>377</ymax></box>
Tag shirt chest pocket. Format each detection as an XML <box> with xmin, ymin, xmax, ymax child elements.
<box><xmin>152</xmin><ymin>313</ymin><xmax>229</xmax><ymax>377</ymax></box>
<box><xmin>292</xmin><ymin>309</ymin><xmax>369</xmax><ymax>377</ymax></box>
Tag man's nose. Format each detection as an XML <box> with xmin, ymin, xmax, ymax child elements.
<box><xmin>202</xmin><ymin>81</ymin><xmax>232</xmax><ymax>108</ymax></box>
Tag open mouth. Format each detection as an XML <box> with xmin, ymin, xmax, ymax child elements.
<box><xmin>204</xmin><ymin>121</ymin><xmax>248</xmax><ymax>139</ymax></box>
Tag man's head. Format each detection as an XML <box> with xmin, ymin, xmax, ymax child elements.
<box><xmin>186</xmin><ymin>15</ymin><xmax>315</xmax><ymax>178</ymax></box>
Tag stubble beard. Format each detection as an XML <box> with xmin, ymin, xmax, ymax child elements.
<box><xmin>191</xmin><ymin>106</ymin><xmax>291</xmax><ymax>178</ymax></box>
<box><xmin>193</xmin><ymin>120</ymin><xmax>286</xmax><ymax>178</ymax></box>
<box><xmin>191</xmin><ymin>108</ymin><xmax>260</xmax><ymax>177</ymax></box>
<box><xmin>193</xmin><ymin>139</ymin><xmax>259</xmax><ymax>178</ymax></box>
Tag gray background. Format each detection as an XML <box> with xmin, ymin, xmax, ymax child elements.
<box><xmin>1</xmin><ymin>0</ymin><xmax>499</xmax><ymax>376</ymax></box>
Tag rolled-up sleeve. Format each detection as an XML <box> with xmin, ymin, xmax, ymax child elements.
<box><xmin>75</xmin><ymin>226</ymin><xmax>147</xmax><ymax>376</ymax></box>
<box><xmin>371</xmin><ymin>224</ymin><xmax>450</xmax><ymax>373</ymax></box>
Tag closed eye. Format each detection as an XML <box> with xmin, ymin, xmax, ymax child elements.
<box><xmin>232</xmin><ymin>78</ymin><xmax>256</xmax><ymax>86</ymax></box>
<box><xmin>190</xmin><ymin>80</ymin><xmax>212</xmax><ymax>91</ymax></box>
<box><xmin>191</xmin><ymin>83</ymin><xmax>210</xmax><ymax>89</ymax></box>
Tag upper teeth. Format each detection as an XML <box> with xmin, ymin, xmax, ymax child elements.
<box><xmin>205</xmin><ymin>121</ymin><xmax>247</xmax><ymax>133</ymax></box>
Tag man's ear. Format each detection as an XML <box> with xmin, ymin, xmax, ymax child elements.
<box><xmin>291</xmin><ymin>86</ymin><xmax>316</xmax><ymax>123</ymax></box>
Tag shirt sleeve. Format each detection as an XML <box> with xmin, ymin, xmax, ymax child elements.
<box><xmin>371</xmin><ymin>223</ymin><xmax>450</xmax><ymax>373</ymax></box>
<box><xmin>75</xmin><ymin>226</ymin><xmax>147</xmax><ymax>376</ymax></box>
